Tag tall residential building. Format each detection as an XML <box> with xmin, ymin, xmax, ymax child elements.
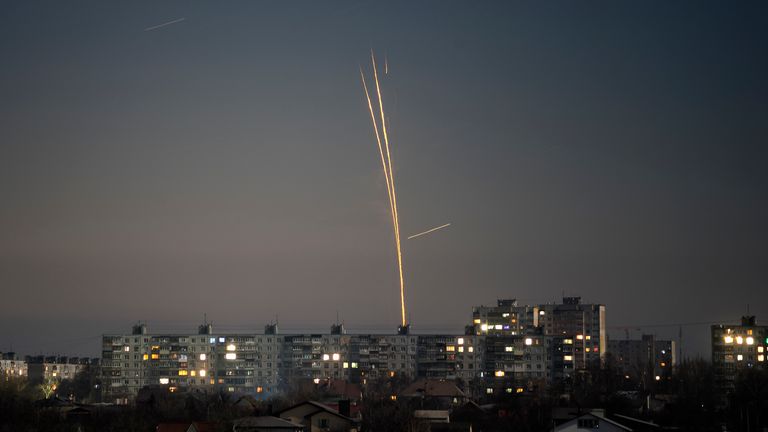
<box><xmin>711</xmin><ymin>316</ymin><xmax>768</xmax><ymax>407</ymax></box>
<box><xmin>471</xmin><ymin>297</ymin><xmax>606</xmax><ymax>369</ymax></box>
<box><xmin>537</xmin><ymin>297</ymin><xmax>606</xmax><ymax>368</ymax></box>
<box><xmin>607</xmin><ymin>335</ymin><xmax>675</xmax><ymax>383</ymax></box>
<box><xmin>482</xmin><ymin>333</ymin><xmax>576</xmax><ymax>396</ymax></box>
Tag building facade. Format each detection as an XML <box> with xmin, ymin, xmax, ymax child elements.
<box><xmin>711</xmin><ymin>316</ymin><xmax>768</xmax><ymax>407</ymax></box>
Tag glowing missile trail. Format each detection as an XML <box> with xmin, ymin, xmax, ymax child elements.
<box><xmin>361</xmin><ymin>51</ymin><xmax>407</xmax><ymax>327</ymax></box>
<box><xmin>407</xmin><ymin>223</ymin><xmax>451</xmax><ymax>240</ymax></box>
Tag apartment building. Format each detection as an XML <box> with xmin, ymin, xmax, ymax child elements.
<box><xmin>608</xmin><ymin>334</ymin><xmax>675</xmax><ymax>383</ymax></box>
<box><xmin>711</xmin><ymin>316</ymin><xmax>768</xmax><ymax>407</ymax></box>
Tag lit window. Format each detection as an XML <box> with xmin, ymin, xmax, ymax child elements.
<box><xmin>564</xmin><ymin>339</ymin><xmax>573</xmax><ymax>345</ymax></box>
<box><xmin>468</xmin><ymin>347</ymin><xmax>474</xmax><ymax>353</ymax></box>
<box><xmin>516</xmin><ymin>388</ymin><xmax>524</xmax><ymax>393</ymax></box>
<box><xmin>502</xmin><ymin>313</ymin><xmax>510</xmax><ymax>318</ymax></box>
<box><xmin>746</xmin><ymin>337</ymin><xmax>755</xmax><ymax>345</ymax></box>
<box><xmin>199</xmin><ymin>353</ymin><xmax>206</xmax><ymax>361</ymax></box>
<box><xmin>124</xmin><ymin>346</ymin><xmax>130</xmax><ymax>352</ymax></box>
<box><xmin>389</xmin><ymin>371</ymin><xmax>396</xmax><ymax>377</ymax></box>
<box><xmin>458</xmin><ymin>346</ymin><xmax>464</xmax><ymax>353</ymax></box>
<box><xmin>564</xmin><ymin>355</ymin><xmax>573</xmax><ymax>361</ymax></box>
<box><xmin>151</xmin><ymin>354</ymin><xmax>159</xmax><ymax>360</ymax></box>
<box><xmin>351</xmin><ymin>362</ymin><xmax>358</xmax><ymax>368</ymax></box>
<box><xmin>576</xmin><ymin>335</ymin><xmax>584</xmax><ymax>340</ymax></box>
<box><xmin>343</xmin><ymin>362</ymin><xmax>349</xmax><ymax>368</ymax></box>
<box><xmin>495</xmin><ymin>324</ymin><xmax>502</xmax><ymax>330</ymax></box>
<box><xmin>539</xmin><ymin>310</ymin><xmax>545</xmax><ymax>316</ymax></box>
<box><xmin>159</xmin><ymin>378</ymin><xmax>169</xmax><ymax>385</ymax></box>
<box><xmin>480</xmin><ymin>324</ymin><xmax>488</xmax><ymax>332</ymax></box>
<box><xmin>486</xmin><ymin>388</ymin><xmax>493</xmax><ymax>394</ymax></box>
<box><xmin>458</xmin><ymin>338</ymin><xmax>464</xmax><ymax>345</ymax></box>
<box><xmin>190</xmin><ymin>370</ymin><xmax>196</xmax><ymax>376</ymax></box>
<box><xmin>505</xmin><ymin>346</ymin><xmax>513</xmax><ymax>352</ymax></box>
<box><xmin>225</xmin><ymin>353</ymin><xmax>236</xmax><ymax>360</ymax></box>
<box><xmin>494</xmin><ymin>370</ymin><xmax>505</xmax><ymax>377</ymax></box>
<box><xmin>724</xmin><ymin>336</ymin><xmax>734</xmax><ymax>344</ymax></box>
<box><xmin>660</xmin><ymin>362</ymin><xmax>666</xmax><ymax>367</ymax></box>
<box><xmin>142</xmin><ymin>354</ymin><xmax>149</xmax><ymax>361</ymax></box>
<box><xmin>586</xmin><ymin>348</ymin><xmax>591</xmax><ymax>352</ymax></box>
<box><xmin>737</xmin><ymin>354</ymin><xmax>743</xmax><ymax>361</ymax></box>
<box><xmin>585</xmin><ymin>335</ymin><xmax>591</xmax><ymax>340</ymax></box>
<box><xmin>525</xmin><ymin>338</ymin><xmax>533</xmax><ymax>346</ymax></box>
<box><xmin>473</xmin><ymin>319</ymin><xmax>481</xmax><ymax>324</ymax></box>
<box><xmin>655</xmin><ymin>375</ymin><xmax>661</xmax><ymax>381</ymax></box>
<box><xmin>506</xmin><ymin>388</ymin><xmax>513</xmax><ymax>393</ymax></box>
<box><xmin>323</xmin><ymin>354</ymin><xmax>330</xmax><ymax>361</ymax></box>
<box><xmin>446</xmin><ymin>346</ymin><xmax>455</xmax><ymax>352</ymax></box>
<box><xmin>758</xmin><ymin>355</ymin><xmax>764</xmax><ymax>362</ymax></box>
<box><xmin>313</xmin><ymin>378</ymin><xmax>320</xmax><ymax>384</ymax></box>
<box><xmin>178</xmin><ymin>370</ymin><xmax>188</xmax><ymax>376</ymax></box>
<box><xmin>736</xmin><ymin>336</ymin><xmax>744</xmax><ymax>345</ymax></box>
<box><xmin>332</xmin><ymin>353</ymin><xmax>340</xmax><ymax>361</ymax></box>
<box><xmin>226</xmin><ymin>344</ymin><xmax>236</xmax><ymax>351</ymax></box>
<box><xmin>199</xmin><ymin>370</ymin><xmax>206</xmax><ymax>377</ymax></box>
<box><xmin>257</xmin><ymin>386</ymin><xmax>263</xmax><ymax>393</ymax></box>
<box><xmin>390</xmin><ymin>395</ymin><xmax>397</xmax><ymax>401</ymax></box>
<box><xmin>758</xmin><ymin>347</ymin><xmax>764</xmax><ymax>353</ymax></box>
<box><xmin>209</xmin><ymin>337</ymin><xmax>216</xmax><ymax>344</ymax></box>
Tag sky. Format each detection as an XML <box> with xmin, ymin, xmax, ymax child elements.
<box><xmin>0</xmin><ymin>1</ymin><xmax>766</xmax><ymax>358</ymax></box>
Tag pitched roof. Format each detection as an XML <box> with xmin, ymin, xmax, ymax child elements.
<box><xmin>156</xmin><ymin>422</ymin><xmax>216</xmax><ymax>432</ymax></box>
<box><xmin>400</xmin><ymin>379</ymin><xmax>466</xmax><ymax>398</ymax></box>
<box><xmin>234</xmin><ymin>416</ymin><xmax>303</xmax><ymax>429</ymax></box>
<box><xmin>278</xmin><ymin>400</ymin><xmax>356</xmax><ymax>422</ymax></box>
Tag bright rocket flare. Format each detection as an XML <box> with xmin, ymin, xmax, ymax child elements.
<box><xmin>407</xmin><ymin>223</ymin><xmax>451</xmax><ymax>240</ymax></box>
<box><xmin>361</xmin><ymin>51</ymin><xmax>407</xmax><ymax>327</ymax></box>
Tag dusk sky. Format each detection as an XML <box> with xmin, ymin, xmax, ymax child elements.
<box><xmin>1</xmin><ymin>1</ymin><xmax>766</xmax><ymax>358</ymax></box>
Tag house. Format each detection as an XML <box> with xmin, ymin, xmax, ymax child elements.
<box><xmin>155</xmin><ymin>422</ymin><xmax>216</xmax><ymax>432</ymax></box>
<box><xmin>233</xmin><ymin>416</ymin><xmax>304</xmax><ymax>432</ymax></box>
<box><xmin>552</xmin><ymin>411</ymin><xmax>632</xmax><ymax>432</ymax></box>
<box><xmin>400</xmin><ymin>379</ymin><xmax>466</xmax><ymax>409</ymax></box>
<box><xmin>278</xmin><ymin>401</ymin><xmax>358</xmax><ymax>432</ymax></box>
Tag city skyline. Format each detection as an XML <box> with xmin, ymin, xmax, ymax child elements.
<box><xmin>1</xmin><ymin>1</ymin><xmax>767</xmax><ymax>359</ymax></box>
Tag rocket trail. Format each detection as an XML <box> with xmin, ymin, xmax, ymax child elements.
<box><xmin>371</xmin><ymin>51</ymin><xmax>406</xmax><ymax>327</ymax></box>
<box><xmin>361</xmin><ymin>51</ymin><xmax>407</xmax><ymax>327</ymax></box>
<box><xmin>144</xmin><ymin>17</ymin><xmax>186</xmax><ymax>31</ymax></box>
<box><xmin>407</xmin><ymin>223</ymin><xmax>451</xmax><ymax>240</ymax></box>
<box><xmin>360</xmin><ymin>69</ymin><xmax>398</xmax><ymax>248</ymax></box>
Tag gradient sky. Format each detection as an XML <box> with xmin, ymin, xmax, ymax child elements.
<box><xmin>1</xmin><ymin>1</ymin><xmax>766</xmax><ymax>357</ymax></box>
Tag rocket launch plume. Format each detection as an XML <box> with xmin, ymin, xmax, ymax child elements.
<box><xmin>360</xmin><ymin>51</ymin><xmax>407</xmax><ymax>327</ymax></box>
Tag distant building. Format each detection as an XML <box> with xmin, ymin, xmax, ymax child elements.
<box><xmin>608</xmin><ymin>335</ymin><xmax>675</xmax><ymax>383</ymax></box>
<box><xmin>26</xmin><ymin>356</ymin><xmax>92</xmax><ymax>383</ymax></box>
<box><xmin>711</xmin><ymin>315</ymin><xmax>768</xmax><ymax>406</ymax></box>
<box><xmin>482</xmin><ymin>333</ymin><xmax>575</xmax><ymax>395</ymax></box>
<box><xmin>471</xmin><ymin>297</ymin><xmax>606</xmax><ymax>370</ymax></box>
<box><xmin>537</xmin><ymin>297</ymin><xmax>606</xmax><ymax>369</ymax></box>
<box><xmin>1</xmin><ymin>352</ymin><xmax>27</xmax><ymax>379</ymax></box>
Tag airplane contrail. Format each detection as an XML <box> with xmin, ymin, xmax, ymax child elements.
<box><xmin>407</xmin><ymin>223</ymin><xmax>451</xmax><ymax>240</ymax></box>
<box><xmin>144</xmin><ymin>18</ymin><xmax>186</xmax><ymax>32</ymax></box>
